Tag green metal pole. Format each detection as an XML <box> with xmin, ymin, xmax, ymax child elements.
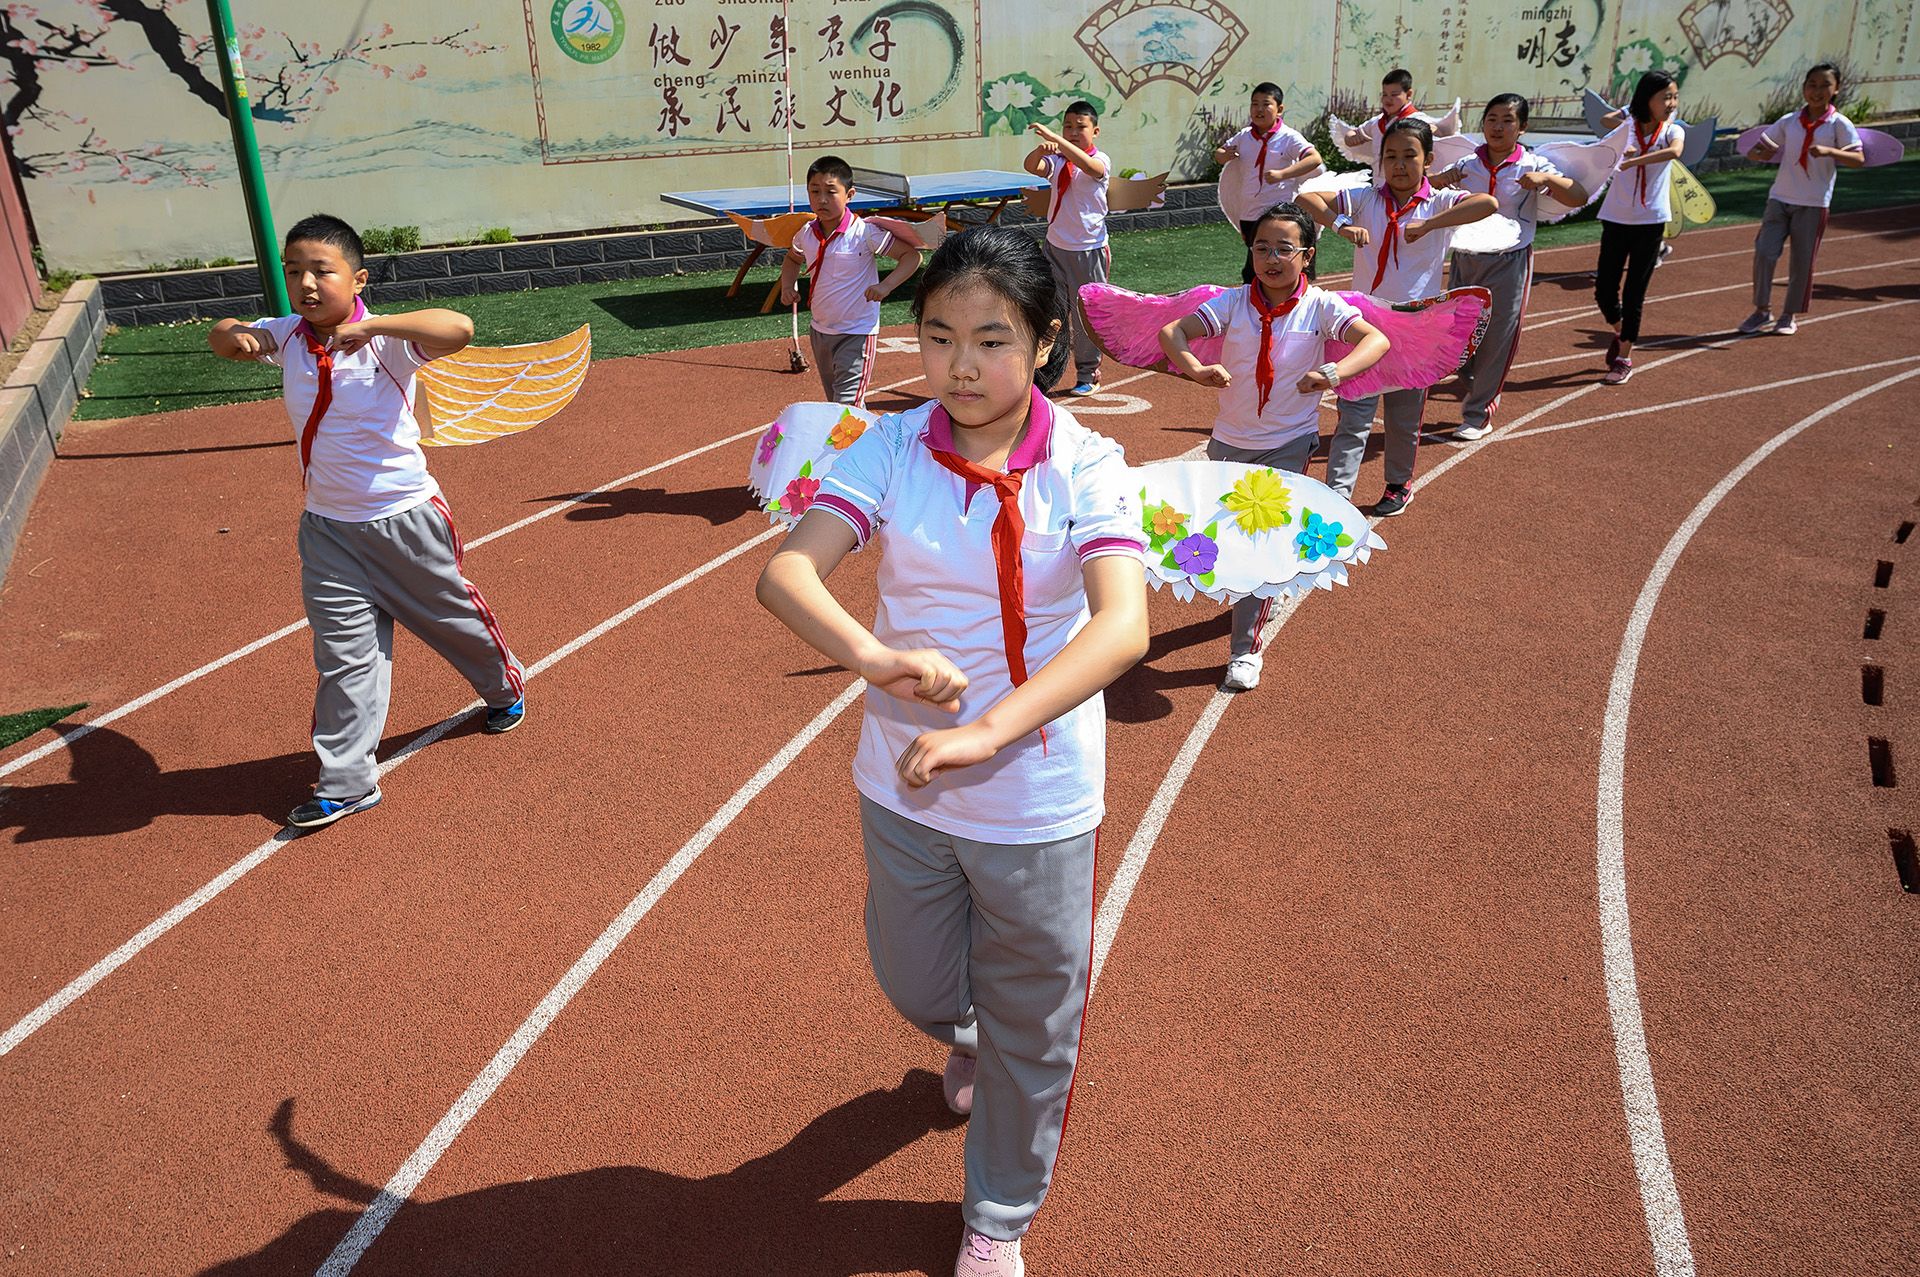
<box><xmin>204</xmin><ymin>0</ymin><xmax>289</xmax><ymax>314</ymax></box>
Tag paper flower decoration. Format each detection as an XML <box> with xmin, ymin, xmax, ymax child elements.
<box><xmin>828</xmin><ymin>410</ymin><xmax>866</xmax><ymax>451</ymax></box>
<box><xmin>783</xmin><ymin>473</ymin><xmax>820</xmax><ymax>515</ymax></box>
<box><xmin>1220</xmin><ymin>467</ymin><xmax>1292</xmax><ymax>535</ymax></box>
<box><xmin>1151</xmin><ymin>502</ymin><xmax>1189</xmax><ymax>538</ymax></box>
<box><xmin>1171</xmin><ymin>530</ymin><xmax>1219</xmax><ymax>576</ymax></box>
<box><xmin>1294</xmin><ymin>511</ymin><xmax>1355</xmax><ymax>561</ymax></box>
<box><xmin>756</xmin><ymin>422</ymin><xmax>783</xmax><ymax>465</ymax></box>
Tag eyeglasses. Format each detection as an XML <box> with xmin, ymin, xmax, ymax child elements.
<box><xmin>1252</xmin><ymin>243</ymin><xmax>1312</xmax><ymax>259</ymax></box>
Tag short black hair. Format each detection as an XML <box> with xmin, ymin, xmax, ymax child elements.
<box><xmin>1628</xmin><ymin>71</ymin><xmax>1676</xmax><ymax>125</ymax></box>
<box><xmin>1251</xmin><ymin>82</ymin><xmax>1283</xmax><ymax>105</ymax></box>
<box><xmin>1382</xmin><ymin>117</ymin><xmax>1435</xmax><ymax>159</ymax></box>
<box><xmin>284</xmin><ymin>213</ymin><xmax>364</xmax><ymax>270</ymax></box>
<box><xmin>1382</xmin><ymin>68</ymin><xmax>1414</xmax><ymax>93</ymax></box>
<box><xmin>1251</xmin><ymin>201</ymin><xmax>1318</xmax><ymax>280</ymax></box>
<box><xmin>912</xmin><ymin>226</ymin><xmax>1070</xmax><ymax>389</ymax></box>
<box><xmin>806</xmin><ymin>155</ymin><xmax>855</xmax><ymax>188</ymax></box>
<box><xmin>1484</xmin><ymin>92</ymin><xmax>1531</xmax><ymax>126</ymax></box>
<box><xmin>1064</xmin><ymin>99</ymin><xmax>1098</xmax><ymax>124</ymax></box>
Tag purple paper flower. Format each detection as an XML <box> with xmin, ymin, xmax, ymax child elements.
<box><xmin>1172</xmin><ymin>531</ymin><xmax>1218</xmax><ymax>575</ymax></box>
<box><xmin>756</xmin><ymin>423</ymin><xmax>783</xmax><ymax>465</ymax></box>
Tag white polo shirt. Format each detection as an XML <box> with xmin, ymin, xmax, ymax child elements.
<box><xmin>1761</xmin><ymin>108</ymin><xmax>1861</xmax><ymax>208</ymax></box>
<box><xmin>1219</xmin><ymin>123</ymin><xmax>1316</xmax><ymax>224</ymax></box>
<box><xmin>793</xmin><ymin>212</ymin><xmax>898</xmax><ymax>335</ymax></box>
<box><xmin>1337</xmin><ymin>182</ymin><xmax>1472</xmax><ymax>301</ymax></box>
<box><xmin>1043</xmin><ymin>152</ymin><xmax>1111</xmax><ymax>252</ymax></box>
<box><xmin>1599</xmin><ymin>120</ymin><xmax>1684</xmax><ymax>226</ymax></box>
<box><xmin>813</xmin><ymin>390</ymin><xmax>1146</xmax><ymax>843</ymax></box>
<box><xmin>1193</xmin><ymin>282</ymin><xmax>1361</xmax><ymax>448</ymax></box>
<box><xmin>253</xmin><ymin>297</ymin><xmax>440</xmax><ymax>523</ymax></box>
<box><xmin>1450</xmin><ymin>146</ymin><xmax>1564</xmax><ymax>247</ymax></box>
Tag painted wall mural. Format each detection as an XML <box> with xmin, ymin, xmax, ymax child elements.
<box><xmin>1</xmin><ymin>0</ymin><xmax>1911</xmax><ymax>270</ymax></box>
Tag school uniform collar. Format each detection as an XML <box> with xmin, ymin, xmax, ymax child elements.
<box><xmin>922</xmin><ymin>386</ymin><xmax>1055</xmax><ymax>472</ymax></box>
<box><xmin>1376</xmin><ymin>178</ymin><xmax>1435</xmax><ymax>203</ymax></box>
<box><xmin>1475</xmin><ymin>142</ymin><xmax>1526</xmax><ymax>170</ymax></box>
<box><xmin>813</xmin><ymin>208</ymin><xmax>856</xmax><ymax>241</ymax></box>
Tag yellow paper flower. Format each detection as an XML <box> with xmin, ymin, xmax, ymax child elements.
<box><xmin>1151</xmin><ymin>503</ymin><xmax>1189</xmax><ymax>538</ymax></box>
<box><xmin>829</xmin><ymin>410</ymin><xmax>867</xmax><ymax>450</ymax></box>
<box><xmin>1221</xmin><ymin>468</ymin><xmax>1291</xmax><ymax>535</ymax></box>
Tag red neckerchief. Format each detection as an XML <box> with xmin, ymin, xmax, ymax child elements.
<box><xmin>1369</xmin><ymin>181</ymin><xmax>1431</xmax><ymax>293</ymax></box>
<box><xmin>294</xmin><ymin>295</ymin><xmax>367</xmax><ymax>487</ymax></box>
<box><xmin>1049</xmin><ymin>148</ymin><xmax>1097</xmax><ymax>223</ymax></box>
<box><xmin>1476</xmin><ymin>142</ymin><xmax>1524</xmax><ymax>195</ymax></box>
<box><xmin>1249</xmin><ymin>275</ymin><xmax>1307</xmax><ymax>415</ymax></box>
<box><xmin>926</xmin><ymin>397</ymin><xmax>1048</xmax><ymax>737</ymax></box>
<box><xmin>808</xmin><ymin>209</ymin><xmax>853</xmax><ymax>279</ymax></box>
<box><xmin>1249</xmin><ymin>121</ymin><xmax>1278</xmax><ymax>177</ymax></box>
<box><xmin>1798</xmin><ymin>104</ymin><xmax>1835</xmax><ymax>173</ymax></box>
<box><xmin>1377</xmin><ymin>102</ymin><xmax>1417</xmax><ymax>135</ymax></box>
<box><xmin>1633</xmin><ymin>120</ymin><xmax>1663</xmax><ymax>204</ymax></box>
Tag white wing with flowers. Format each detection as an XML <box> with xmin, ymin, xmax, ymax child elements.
<box><xmin>747</xmin><ymin>401</ymin><xmax>881</xmax><ymax>523</ymax></box>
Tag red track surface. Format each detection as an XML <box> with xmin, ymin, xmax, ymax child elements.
<box><xmin>1</xmin><ymin>210</ymin><xmax>1916</xmax><ymax>1276</ymax></box>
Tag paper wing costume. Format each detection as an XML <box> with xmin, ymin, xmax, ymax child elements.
<box><xmin>1736</xmin><ymin>125</ymin><xmax>1903</xmax><ymax>166</ymax></box>
<box><xmin>1026</xmin><ymin>169</ymin><xmax>1169</xmax><ymax>219</ymax></box>
<box><xmin>1580</xmin><ymin>90</ymin><xmax>1717</xmax><ymax>166</ymax></box>
<box><xmin>1532</xmin><ymin>127</ymin><xmax>1630</xmax><ymax>223</ymax></box>
<box><xmin>1135</xmin><ymin>460</ymin><xmax>1386</xmax><ymax>604</ymax></box>
<box><xmin>416</xmin><ymin>325</ymin><xmax>592</xmax><ymax>447</ymax></box>
<box><xmin>1077</xmin><ymin>282</ymin><xmax>1490</xmax><ymax>400</ymax></box>
<box><xmin>1665</xmin><ymin>162</ymin><xmax>1717</xmax><ymax>238</ymax></box>
<box><xmin>1328</xmin><ymin>111</ymin><xmax>1473</xmax><ymax>169</ymax></box>
<box><xmin>747</xmin><ymin>401</ymin><xmax>881</xmax><ymax>522</ymax></box>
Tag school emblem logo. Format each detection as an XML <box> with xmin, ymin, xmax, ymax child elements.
<box><xmin>1678</xmin><ymin>0</ymin><xmax>1793</xmax><ymax>68</ymax></box>
<box><xmin>551</xmin><ymin>0</ymin><xmax>626</xmax><ymax>64</ymax></box>
<box><xmin>1075</xmin><ymin>0</ymin><xmax>1248</xmax><ymax>99</ymax></box>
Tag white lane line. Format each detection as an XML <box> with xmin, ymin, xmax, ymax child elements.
<box><xmin>314</xmin><ymin>678</ymin><xmax>867</xmax><ymax>1277</ymax></box>
<box><xmin>0</xmin><ymin>527</ymin><xmax>784</xmax><ymax>1059</ymax></box>
<box><xmin>1507</xmin><ymin>297</ymin><xmax>1920</xmax><ymax>372</ymax></box>
<box><xmin>1520</xmin><ymin>255</ymin><xmax>1920</xmax><ymax>330</ymax></box>
<box><xmin>1529</xmin><ymin>201</ymin><xmax>1917</xmax><ymax>264</ymax></box>
<box><xmin>1594</xmin><ymin>363</ymin><xmax>1920</xmax><ymax>1277</ymax></box>
<box><xmin>1501</xmin><ymin>354</ymin><xmax>1920</xmax><ymax>444</ymax></box>
<box><xmin>1531</xmin><ymin>229</ymin><xmax>1880</xmax><ymax>283</ymax></box>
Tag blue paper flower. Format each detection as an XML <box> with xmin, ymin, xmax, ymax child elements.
<box><xmin>1294</xmin><ymin>511</ymin><xmax>1344</xmax><ymax>560</ymax></box>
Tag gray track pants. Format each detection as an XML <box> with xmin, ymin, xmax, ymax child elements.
<box><xmin>810</xmin><ymin>329</ymin><xmax>877</xmax><ymax>406</ymax></box>
<box><xmin>299</xmin><ymin>495</ymin><xmax>524</xmax><ymax>799</ymax></box>
<box><xmin>1042</xmin><ymin>240</ymin><xmax>1112</xmax><ymax>383</ymax></box>
<box><xmin>1326</xmin><ymin>388</ymin><xmax>1426</xmax><ymax>497</ymax></box>
<box><xmin>1448</xmin><ymin>244</ymin><xmax>1534</xmax><ymax>430</ymax></box>
<box><xmin>1208</xmin><ymin>435</ymin><xmax>1314</xmax><ymax>658</ymax></box>
<box><xmin>1752</xmin><ymin>198</ymin><xmax>1828</xmax><ymax>317</ymax></box>
<box><xmin>859</xmin><ymin>794</ymin><xmax>1098</xmax><ymax>1241</ymax></box>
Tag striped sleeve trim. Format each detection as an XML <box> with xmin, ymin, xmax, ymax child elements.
<box><xmin>1078</xmin><ymin>535</ymin><xmax>1147</xmax><ymax>562</ymax></box>
<box><xmin>813</xmin><ymin>493</ymin><xmax>872</xmax><ymax>544</ymax></box>
<box><xmin>1194</xmin><ymin>303</ymin><xmax>1225</xmax><ymax>339</ymax></box>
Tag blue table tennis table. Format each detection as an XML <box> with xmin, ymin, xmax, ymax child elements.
<box><xmin>661</xmin><ymin>167</ymin><xmax>1041</xmax><ymax>310</ymax></box>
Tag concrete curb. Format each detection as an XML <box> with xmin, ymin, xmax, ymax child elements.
<box><xmin>0</xmin><ymin>278</ymin><xmax>106</xmax><ymax>589</ymax></box>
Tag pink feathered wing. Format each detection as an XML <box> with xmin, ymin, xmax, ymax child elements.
<box><xmin>1077</xmin><ymin>282</ymin><xmax>1492</xmax><ymax>399</ymax></box>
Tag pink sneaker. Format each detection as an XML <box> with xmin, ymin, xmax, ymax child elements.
<box><xmin>955</xmin><ymin>1227</ymin><xmax>1025</xmax><ymax>1277</ymax></box>
<box><xmin>943</xmin><ymin>1048</ymin><xmax>977</xmax><ymax>1116</ymax></box>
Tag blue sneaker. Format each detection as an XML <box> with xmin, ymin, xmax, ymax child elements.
<box><xmin>483</xmin><ymin>697</ymin><xmax>526</xmax><ymax>734</ymax></box>
<box><xmin>1069</xmin><ymin>380</ymin><xmax>1099</xmax><ymax>396</ymax></box>
<box><xmin>286</xmin><ymin>788</ymin><xmax>382</xmax><ymax>829</ymax></box>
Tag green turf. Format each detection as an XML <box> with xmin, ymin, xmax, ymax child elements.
<box><xmin>75</xmin><ymin>156</ymin><xmax>1919</xmax><ymax>422</ymax></box>
<box><xmin>0</xmin><ymin>703</ymin><xmax>86</xmax><ymax>750</ymax></box>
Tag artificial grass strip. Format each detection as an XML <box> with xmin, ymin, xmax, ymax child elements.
<box><xmin>0</xmin><ymin>703</ymin><xmax>87</xmax><ymax>750</ymax></box>
<box><xmin>74</xmin><ymin>156</ymin><xmax>1920</xmax><ymax>422</ymax></box>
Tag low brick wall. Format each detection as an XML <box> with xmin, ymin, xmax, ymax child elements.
<box><xmin>96</xmin><ymin>183</ymin><xmax>1230</xmax><ymax>328</ymax></box>
<box><xmin>0</xmin><ymin>278</ymin><xmax>106</xmax><ymax>587</ymax></box>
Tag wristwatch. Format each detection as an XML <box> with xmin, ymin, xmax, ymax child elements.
<box><xmin>1318</xmin><ymin>361</ymin><xmax>1340</xmax><ymax>387</ymax></box>
<box><xmin>1331</xmin><ymin>213</ymin><xmax>1353</xmax><ymax>230</ymax></box>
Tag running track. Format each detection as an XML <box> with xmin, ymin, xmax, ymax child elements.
<box><xmin>1</xmin><ymin>207</ymin><xmax>1915</xmax><ymax>1275</ymax></box>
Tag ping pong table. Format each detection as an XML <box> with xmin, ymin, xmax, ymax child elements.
<box><xmin>661</xmin><ymin>167</ymin><xmax>1041</xmax><ymax>311</ymax></box>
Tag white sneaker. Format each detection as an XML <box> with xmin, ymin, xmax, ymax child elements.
<box><xmin>1222</xmin><ymin>653</ymin><xmax>1262</xmax><ymax>691</ymax></box>
<box><xmin>1736</xmin><ymin>309</ymin><xmax>1773</xmax><ymax>335</ymax></box>
<box><xmin>1772</xmin><ymin>314</ymin><xmax>1798</xmax><ymax>335</ymax></box>
<box><xmin>956</xmin><ymin>1228</ymin><xmax>1024</xmax><ymax>1277</ymax></box>
<box><xmin>1453</xmin><ymin>421</ymin><xmax>1492</xmax><ymax>441</ymax></box>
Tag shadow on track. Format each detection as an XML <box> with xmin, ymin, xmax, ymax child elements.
<box><xmin>201</xmin><ymin>1072</ymin><xmax>967</xmax><ymax>1277</ymax></box>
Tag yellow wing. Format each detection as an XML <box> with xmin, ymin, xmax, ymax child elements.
<box><xmin>1672</xmin><ymin>161</ymin><xmax>1716</xmax><ymax>225</ymax></box>
<box><xmin>728</xmin><ymin>209</ymin><xmax>816</xmax><ymax>249</ymax></box>
<box><xmin>418</xmin><ymin>325</ymin><xmax>592</xmax><ymax>447</ymax></box>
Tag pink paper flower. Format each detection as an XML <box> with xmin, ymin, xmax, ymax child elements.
<box><xmin>756</xmin><ymin>423</ymin><xmax>783</xmax><ymax>464</ymax></box>
<box><xmin>783</xmin><ymin>475</ymin><xmax>820</xmax><ymax>514</ymax></box>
